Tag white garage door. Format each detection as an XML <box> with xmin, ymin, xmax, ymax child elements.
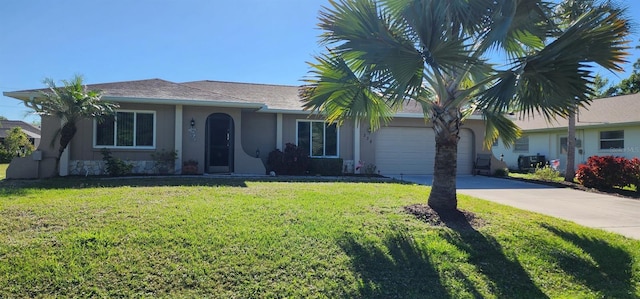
<box><xmin>374</xmin><ymin>127</ymin><xmax>473</xmax><ymax>175</ymax></box>
<box><xmin>457</xmin><ymin>129</ymin><xmax>474</xmax><ymax>175</ymax></box>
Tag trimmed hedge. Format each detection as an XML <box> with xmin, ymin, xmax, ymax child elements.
<box><xmin>309</xmin><ymin>158</ymin><xmax>344</xmax><ymax>176</ymax></box>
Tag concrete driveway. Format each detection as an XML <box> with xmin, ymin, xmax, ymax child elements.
<box><xmin>391</xmin><ymin>175</ymin><xmax>640</xmax><ymax>240</ymax></box>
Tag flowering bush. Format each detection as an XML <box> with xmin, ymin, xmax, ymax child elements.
<box><xmin>575</xmin><ymin>156</ymin><xmax>638</xmax><ymax>190</ymax></box>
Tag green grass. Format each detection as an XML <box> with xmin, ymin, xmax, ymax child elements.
<box><xmin>509</xmin><ymin>170</ymin><xmax>639</xmax><ymax>196</ymax></box>
<box><xmin>509</xmin><ymin>169</ymin><xmax>564</xmax><ymax>183</ymax></box>
<box><xmin>0</xmin><ymin>164</ymin><xmax>8</xmax><ymax>180</ymax></box>
<box><xmin>1</xmin><ymin>177</ymin><xmax>639</xmax><ymax>298</ymax></box>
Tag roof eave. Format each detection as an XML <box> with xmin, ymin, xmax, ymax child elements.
<box><xmin>3</xmin><ymin>91</ymin><xmax>38</xmax><ymax>101</ymax></box>
<box><xmin>522</xmin><ymin>121</ymin><xmax>640</xmax><ymax>133</ymax></box>
<box><xmin>101</xmin><ymin>96</ymin><xmax>267</xmax><ymax>109</ymax></box>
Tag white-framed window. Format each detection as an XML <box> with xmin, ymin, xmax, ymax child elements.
<box><xmin>560</xmin><ymin>137</ymin><xmax>568</xmax><ymax>155</ymax></box>
<box><xmin>94</xmin><ymin>110</ymin><xmax>156</xmax><ymax>149</ymax></box>
<box><xmin>599</xmin><ymin>130</ymin><xmax>624</xmax><ymax>150</ymax></box>
<box><xmin>296</xmin><ymin>120</ymin><xmax>339</xmax><ymax>157</ymax></box>
<box><xmin>513</xmin><ymin>136</ymin><xmax>529</xmax><ymax>152</ymax></box>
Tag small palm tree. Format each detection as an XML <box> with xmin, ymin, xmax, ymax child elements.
<box><xmin>23</xmin><ymin>75</ymin><xmax>118</xmax><ymax>175</ymax></box>
<box><xmin>300</xmin><ymin>0</ymin><xmax>629</xmax><ymax>211</ymax></box>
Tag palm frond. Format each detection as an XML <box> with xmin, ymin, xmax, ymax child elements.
<box><xmin>300</xmin><ymin>53</ymin><xmax>394</xmax><ymax>131</ymax></box>
<box><xmin>318</xmin><ymin>0</ymin><xmax>425</xmax><ymax>107</ymax></box>
<box><xmin>478</xmin><ymin>0</ymin><xmax>555</xmax><ymax>56</ymax></box>
<box><xmin>27</xmin><ymin>75</ymin><xmax>118</xmax><ymax>124</ymax></box>
<box><xmin>476</xmin><ymin>6</ymin><xmax>629</xmax><ymax>121</ymax></box>
<box><xmin>482</xmin><ymin>110</ymin><xmax>522</xmax><ymax>149</ymax></box>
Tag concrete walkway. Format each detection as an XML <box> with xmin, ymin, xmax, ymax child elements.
<box><xmin>391</xmin><ymin>175</ymin><xmax>640</xmax><ymax>240</ymax></box>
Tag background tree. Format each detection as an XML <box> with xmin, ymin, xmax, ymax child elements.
<box><xmin>610</xmin><ymin>56</ymin><xmax>640</xmax><ymax>96</ymax></box>
<box><xmin>556</xmin><ymin>0</ymin><xmax>604</xmax><ymax>182</ymax></box>
<box><xmin>0</xmin><ymin>127</ymin><xmax>35</xmax><ymax>163</ymax></box>
<box><xmin>301</xmin><ymin>0</ymin><xmax>629</xmax><ymax>211</ymax></box>
<box><xmin>23</xmin><ymin>75</ymin><xmax>118</xmax><ymax>175</ymax></box>
<box><xmin>592</xmin><ymin>74</ymin><xmax>616</xmax><ymax>98</ymax></box>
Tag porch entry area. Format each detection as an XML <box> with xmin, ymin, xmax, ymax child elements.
<box><xmin>206</xmin><ymin>113</ymin><xmax>234</xmax><ymax>173</ymax></box>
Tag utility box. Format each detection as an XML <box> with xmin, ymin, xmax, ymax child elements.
<box><xmin>32</xmin><ymin>150</ymin><xmax>42</xmax><ymax>161</ymax></box>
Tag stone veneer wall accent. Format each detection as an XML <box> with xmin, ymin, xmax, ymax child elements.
<box><xmin>69</xmin><ymin>160</ymin><xmax>159</xmax><ymax>176</ymax></box>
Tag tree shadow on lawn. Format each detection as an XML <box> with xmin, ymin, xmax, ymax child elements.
<box><xmin>338</xmin><ymin>231</ymin><xmax>461</xmax><ymax>298</ymax></box>
<box><xmin>338</xmin><ymin>219</ymin><xmax>548</xmax><ymax>298</ymax></box>
<box><xmin>344</xmin><ymin>207</ymin><xmax>548</xmax><ymax>298</ymax></box>
<box><xmin>540</xmin><ymin>224</ymin><xmax>637</xmax><ymax>298</ymax></box>
<box><xmin>437</xmin><ymin>210</ymin><xmax>549</xmax><ymax>298</ymax></box>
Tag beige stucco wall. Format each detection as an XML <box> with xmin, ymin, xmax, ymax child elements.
<box><xmin>182</xmin><ymin>106</ymin><xmax>265</xmax><ymax>175</ymax></box>
<box><xmin>69</xmin><ymin>103</ymin><xmax>176</xmax><ymax>162</ymax></box>
<box><xmin>7</xmin><ymin>104</ymin><xmax>497</xmax><ymax>178</ymax></box>
<box><xmin>241</xmin><ymin>111</ymin><xmax>276</xmax><ymax>166</ymax></box>
<box><xmin>7</xmin><ymin>115</ymin><xmax>59</xmax><ymax>179</ymax></box>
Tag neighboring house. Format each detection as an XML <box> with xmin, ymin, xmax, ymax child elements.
<box><xmin>3</xmin><ymin>78</ymin><xmax>496</xmax><ymax>179</ymax></box>
<box><xmin>492</xmin><ymin>93</ymin><xmax>640</xmax><ymax>171</ymax></box>
<box><xmin>0</xmin><ymin>120</ymin><xmax>41</xmax><ymax>148</ymax></box>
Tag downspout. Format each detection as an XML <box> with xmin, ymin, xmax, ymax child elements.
<box><xmin>276</xmin><ymin>113</ymin><xmax>283</xmax><ymax>150</ymax></box>
<box><xmin>175</xmin><ymin>105</ymin><xmax>183</xmax><ymax>174</ymax></box>
<box><xmin>354</xmin><ymin>118</ymin><xmax>361</xmax><ymax>173</ymax></box>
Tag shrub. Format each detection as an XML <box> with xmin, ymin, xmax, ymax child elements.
<box><xmin>309</xmin><ymin>158</ymin><xmax>343</xmax><ymax>176</ymax></box>
<box><xmin>627</xmin><ymin>158</ymin><xmax>640</xmax><ymax>192</ymax></box>
<box><xmin>0</xmin><ymin>127</ymin><xmax>35</xmax><ymax>162</ymax></box>
<box><xmin>533</xmin><ymin>166</ymin><xmax>560</xmax><ymax>181</ymax></box>
<box><xmin>101</xmin><ymin>148</ymin><xmax>132</xmax><ymax>177</ymax></box>
<box><xmin>151</xmin><ymin>149</ymin><xmax>178</xmax><ymax>174</ymax></box>
<box><xmin>576</xmin><ymin>156</ymin><xmax>633</xmax><ymax>190</ymax></box>
<box><xmin>362</xmin><ymin>163</ymin><xmax>377</xmax><ymax>176</ymax></box>
<box><xmin>266</xmin><ymin>143</ymin><xmax>310</xmax><ymax>175</ymax></box>
<box><xmin>0</xmin><ymin>149</ymin><xmax>15</xmax><ymax>163</ymax></box>
<box><xmin>493</xmin><ymin>168</ymin><xmax>509</xmax><ymax>177</ymax></box>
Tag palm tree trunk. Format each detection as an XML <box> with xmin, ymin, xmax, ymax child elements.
<box><xmin>428</xmin><ymin>107</ymin><xmax>460</xmax><ymax>211</ymax></box>
<box><xmin>564</xmin><ymin>108</ymin><xmax>576</xmax><ymax>182</ymax></box>
<box><xmin>55</xmin><ymin>121</ymin><xmax>77</xmax><ymax>176</ymax></box>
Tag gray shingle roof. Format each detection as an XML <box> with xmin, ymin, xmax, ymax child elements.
<box><xmin>0</xmin><ymin>120</ymin><xmax>41</xmax><ymax>139</ymax></box>
<box><xmin>90</xmin><ymin>79</ymin><xmax>252</xmax><ymax>103</ymax></box>
<box><xmin>514</xmin><ymin>93</ymin><xmax>640</xmax><ymax>131</ymax></box>
<box><xmin>182</xmin><ymin>80</ymin><xmax>304</xmax><ymax>111</ymax></box>
<box><xmin>4</xmin><ymin>78</ymin><xmax>450</xmax><ymax>115</ymax></box>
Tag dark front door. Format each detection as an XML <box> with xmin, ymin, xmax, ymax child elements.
<box><xmin>206</xmin><ymin>113</ymin><xmax>234</xmax><ymax>173</ymax></box>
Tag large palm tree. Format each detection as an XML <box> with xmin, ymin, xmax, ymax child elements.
<box><xmin>300</xmin><ymin>0</ymin><xmax>629</xmax><ymax>211</ymax></box>
<box><xmin>23</xmin><ymin>75</ymin><xmax>118</xmax><ymax>175</ymax></box>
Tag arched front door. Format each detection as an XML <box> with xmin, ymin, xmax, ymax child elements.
<box><xmin>206</xmin><ymin>113</ymin><xmax>234</xmax><ymax>173</ymax></box>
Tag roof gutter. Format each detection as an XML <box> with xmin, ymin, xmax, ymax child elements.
<box><xmin>523</xmin><ymin>121</ymin><xmax>640</xmax><ymax>133</ymax></box>
<box><xmin>3</xmin><ymin>92</ymin><xmax>266</xmax><ymax>110</ymax></box>
<box><xmin>394</xmin><ymin>112</ymin><xmax>484</xmax><ymax>120</ymax></box>
<box><xmin>3</xmin><ymin>91</ymin><xmax>38</xmax><ymax>101</ymax></box>
<box><xmin>104</xmin><ymin>96</ymin><xmax>266</xmax><ymax>109</ymax></box>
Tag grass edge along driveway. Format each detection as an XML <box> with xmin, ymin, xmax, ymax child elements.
<box><xmin>0</xmin><ymin>178</ymin><xmax>639</xmax><ymax>298</ymax></box>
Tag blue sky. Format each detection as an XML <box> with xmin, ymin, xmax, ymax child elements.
<box><xmin>1</xmin><ymin>0</ymin><xmax>639</xmax><ymax>123</ymax></box>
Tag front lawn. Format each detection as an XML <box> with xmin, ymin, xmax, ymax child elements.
<box><xmin>0</xmin><ymin>164</ymin><xmax>8</xmax><ymax>180</ymax></box>
<box><xmin>1</xmin><ymin>178</ymin><xmax>638</xmax><ymax>298</ymax></box>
